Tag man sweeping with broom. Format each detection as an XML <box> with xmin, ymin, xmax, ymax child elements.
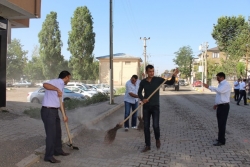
<box><xmin>138</xmin><ymin>65</ymin><xmax>179</xmax><ymax>152</ymax></box>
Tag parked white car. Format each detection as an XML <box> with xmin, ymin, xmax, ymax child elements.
<box><xmin>13</xmin><ymin>80</ymin><xmax>31</xmax><ymax>88</ymax></box>
<box><xmin>65</xmin><ymin>86</ymin><xmax>98</xmax><ymax>98</ymax></box>
<box><xmin>90</xmin><ymin>84</ymin><xmax>116</xmax><ymax>94</ymax></box>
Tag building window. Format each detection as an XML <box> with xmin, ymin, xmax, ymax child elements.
<box><xmin>212</xmin><ymin>53</ymin><xmax>219</xmax><ymax>58</ymax></box>
<box><xmin>125</xmin><ymin>61</ymin><xmax>131</xmax><ymax>65</ymax></box>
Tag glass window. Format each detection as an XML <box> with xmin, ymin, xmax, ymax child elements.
<box><xmin>64</xmin><ymin>88</ymin><xmax>73</xmax><ymax>93</ymax></box>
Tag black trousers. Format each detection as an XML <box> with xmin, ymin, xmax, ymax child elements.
<box><xmin>41</xmin><ymin>107</ymin><xmax>63</xmax><ymax>160</ymax></box>
<box><xmin>234</xmin><ymin>89</ymin><xmax>239</xmax><ymax>101</ymax></box>
<box><xmin>143</xmin><ymin>105</ymin><xmax>160</xmax><ymax>147</ymax></box>
<box><xmin>237</xmin><ymin>90</ymin><xmax>247</xmax><ymax>104</ymax></box>
<box><xmin>217</xmin><ymin>104</ymin><xmax>230</xmax><ymax>144</ymax></box>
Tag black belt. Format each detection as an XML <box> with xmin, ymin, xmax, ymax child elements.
<box><xmin>42</xmin><ymin>106</ymin><xmax>59</xmax><ymax>109</ymax></box>
<box><xmin>217</xmin><ymin>103</ymin><xmax>229</xmax><ymax>106</ymax></box>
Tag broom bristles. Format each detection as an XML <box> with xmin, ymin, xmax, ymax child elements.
<box><xmin>137</xmin><ymin>116</ymin><xmax>144</xmax><ymax>131</ymax></box>
<box><xmin>104</xmin><ymin>124</ymin><xmax>122</xmax><ymax>144</ymax></box>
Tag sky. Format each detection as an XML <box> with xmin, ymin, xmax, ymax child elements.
<box><xmin>12</xmin><ymin>0</ymin><xmax>250</xmax><ymax>75</ymax></box>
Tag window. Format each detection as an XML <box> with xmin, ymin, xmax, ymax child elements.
<box><xmin>125</xmin><ymin>61</ymin><xmax>131</xmax><ymax>65</ymax></box>
<box><xmin>212</xmin><ymin>53</ymin><xmax>219</xmax><ymax>58</ymax></box>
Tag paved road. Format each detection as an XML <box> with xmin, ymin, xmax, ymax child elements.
<box><xmin>32</xmin><ymin>87</ymin><xmax>250</xmax><ymax>167</ymax></box>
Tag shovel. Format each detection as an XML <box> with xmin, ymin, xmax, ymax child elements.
<box><xmin>59</xmin><ymin>97</ymin><xmax>79</xmax><ymax>150</ymax></box>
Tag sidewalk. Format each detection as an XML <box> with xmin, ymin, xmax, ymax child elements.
<box><xmin>0</xmin><ymin>95</ymin><xmax>124</xmax><ymax>167</ymax></box>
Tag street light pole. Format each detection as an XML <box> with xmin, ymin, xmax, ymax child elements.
<box><xmin>109</xmin><ymin>0</ymin><xmax>114</xmax><ymax>104</ymax></box>
<box><xmin>140</xmin><ymin>37</ymin><xmax>150</xmax><ymax>78</ymax></box>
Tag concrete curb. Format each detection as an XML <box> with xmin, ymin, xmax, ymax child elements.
<box><xmin>15</xmin><ymin>102</ymin><xmax>124</xmax><ymax>167</ymax></box>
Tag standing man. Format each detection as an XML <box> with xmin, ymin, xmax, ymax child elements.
<box><xmin>138</xmin><ymin>65</ymin><xmax>179</xmax><ymax>152</ymax></box>
<box><xmin>234</xmin><ymin>78</ymin><xmax>240</xmax><ymax>101</ymax></box>
<box><xmin>124</xmin><ymin>75</ymin><xmax>140</xmax><ymax>131</ymax></box>
<box><xmin>237</xmin><ymin>79</ymin><xmax>248</xmax><ymax>105</ymax></box>
<box><xmin>203</xmin><ymin>72</ymin><xmax>231</xmax><ymax>146</ymax></box>
<box><xmin>41</xmin><ymin>71</ymin><xmax>71</xmax><ymax>163</ymax></box>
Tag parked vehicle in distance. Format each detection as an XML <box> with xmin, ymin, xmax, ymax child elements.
<box><xmin>179</xmin><ymin>79</ymin><xmax>189</xmax><ymax>86</ymax></box>
<box><xmin>35</xmin><ymin>80</ymin><xmax>49</xmax><ymax>87</ymax></box>
<box><xmin>192</xmin><ymin>80</ymin><xmax>202</xmax><ymax>87</ymax></box>
<box><xmin>13</xmin><ymin>80</ymin><xmax>31</xmax><ymax>88</ymax></box>
<box><xmin>65</xmin><ymin>86</ymin><xmax>98</xmax><ymax>98</ymax></box>
<box><xmin>6</xmin><ymin>82</ymin><xmax>13</xmax><ymax>87</ymax></box>
<box><xmin>27</xmin><ymin>87</ymin><xmax>85</xmax><ymax>104</ymax></box>
<box><xmin>90</xmin><ymin>84</ymin><xmax>116</xmax><ymax>94</ymax></box>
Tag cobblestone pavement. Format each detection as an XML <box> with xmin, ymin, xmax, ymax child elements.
<box><xmin>32</xmin><ymin>87</ymin><xmax>250</xmax><ymax>167</ymax></box>
<box><xmin>0</xmin><ymin>96</ymin><xmax>124</xmax><ymax>167</ymax></box>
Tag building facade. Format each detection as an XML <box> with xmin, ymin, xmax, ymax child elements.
<box><xmin>0</xmin><ymin>0</ymin><xmax>41</xmax><ymax>107</ymax></box>
<box><xmin>96</xmin><ymin>53</ymin><xmax>142</xmax><ymax>86</ymax></box>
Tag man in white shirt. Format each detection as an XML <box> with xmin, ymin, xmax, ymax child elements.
<box><xmin>234</xmin><ymin>78</ymin><xmax>241</xmax><ymax>101</ymax></box>
<box><xmin>203</xmin><ymin>72</ymin><xmax>231</xmax><ymax>146</ymax></box>
<box><xmin>124</xmin><ymin>75</ymin><xmax>140</xmax><ymax>131</ymax></box>
<box><xmin>237</xmin><ymin>79</ymin><xmax>248</xmax><ymax>105</ymax></box>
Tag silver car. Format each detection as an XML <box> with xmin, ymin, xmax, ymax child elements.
<box><xmin>27</xmin><ymin>87</ymin><xmax>85</xmax><ymax>103</ymax></box>
<box><xmin>13</xmin><ymin>80</ymin><xmax>31</xmax><ymax>88</ymax></box>
<box><xmin>65</xmin><ymin>86</ymin><xmax>98</xmax><ymax>98</ymax></box>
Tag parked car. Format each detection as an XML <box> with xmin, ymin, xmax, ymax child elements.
<box><xmin>192</xmin><ymin>80</ymin><xmax>202</xmax><ymax>87</ymax></box>
<box><xmin>6</xmin><ymin>82</ymin><xmax>13</xmax><ymax>87</ymax></box>
<box><xmin>13</xmin><ymin>80</ymin><xmax>31</xmax><ymax>88</ymax></box>
<box><xmin>27</xmin><ymin>87</ymin><xmax>85</xmax><ymax>103</ymax></box>
<box><xmin>35</xmin><ymin>80</ymin><xmax>49</xmax><ymax>87</ymax></box>
<box><xmin>91</xmin><ymin>84</ymin><xmax>116</xmax><ymax>94</ymax></box>
<box><xmin>179</xmin><ymin>79</ymin><xmax>189</xmax><ymax>86</ymax></box>
<box><xmin>65</xmin><ymin>86</ymin><xmax>98</xmax><ymax>98</ymax></box>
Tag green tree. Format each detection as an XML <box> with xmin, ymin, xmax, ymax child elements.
<box><xmin>207</xmin><ymin>59</ymin><xmax>221</xmax><ymax>80</ymax></box>
<box><xmin>38</xmin><ymin>11</ymin><xmax>64</xmax><ymax>79</ymax></box>
<box><xmin>236</xmin><ymin>62</ymin><xmax>245</xmax><ymax>78</ymax></box>
<box><xmin>68</xmin><ymin>6</ymin><xmax>95</xmax><ymax>80</ymax></box>
<box><xmin>7</xmin><ymin>39</ymin><xmax>28</xmax><ymax>80</ymax></box>
<box><xmin>24</xmin><ymin>45</ymin><xmax>45</xmax><ymax>80</ymax></box>
<box><xmin>212</xmin><ymin>16</ymin><xmax>247</xmax><ymax>53</ymax></box>
<box><xmin>173</xmin><ymin>46</ymin><xmax>193</xmax><ymax>78</ymax></box>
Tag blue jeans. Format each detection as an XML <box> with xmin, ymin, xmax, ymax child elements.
<box><xmin>124</xmin><ymin>101</ymin><xmax>138</xmax><ymax>128</ymax></box>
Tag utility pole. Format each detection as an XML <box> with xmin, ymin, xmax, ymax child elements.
<box><xmin>140</xmin><ymin>37</ymin><xmax>150</xmax><ymax>78</ymax></box>
<box><xmin>199</xmin><ymin>42</ymin><xmax>209</xmax><ymax>84</ymax></box>
<box><xmin>109</xmin><ymin>0</ymin><xmax>114</xmax><ymax>104</ymax></box>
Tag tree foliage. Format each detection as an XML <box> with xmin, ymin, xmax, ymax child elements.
<box><xmin>38</xmin><ymin>11</ymin><xmax>64</xmax><ymax>79</ymax></box>
<box><xmin>68</xmin><ymin>6</ymin><xmax>96</xmax><ymax>80</ymax></box>
<box><xmin>173</xmin><ymin>46</ymin><xmax>193</xmax><ymax>78</ymax></box>
<box><xmin>212</xmin><ymin>16</ymin><xmax>246</xmax><ymax>53</ymax></box>
<box><xmin>24</xmin><ymin>46</ymin><xmax>45</xmax><ymax>80</ymax></box>
<box><xmin>7</xmin><ymin>39</ymin><xmax>28</xmax><ymax>80</ymax></box>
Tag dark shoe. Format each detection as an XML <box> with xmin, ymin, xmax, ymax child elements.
<box><xmin>45</xmin><ymin>157</ymin><xmax>61</xmax><ymax>163</ymax></box>
<box><xmin>54</xmin><ymin>151</ymin><xmax>70</xmax><ymax>156</ymax></box>
<box><xmin>244</xmin><ymin>104</ymin><xmax>248</xmax><ymax>105</ymax></box>
<box><xmin>237</xmin><ymin>103</ymin><xmax>239</xmax><ymax>105</ymax></box>
<box><xmin>141</xmin><ymin>146</ymin><xmax>151</xmax><ymax>152</ymax></box>
<box><xmin>156</xmin><ymin>140</ymin><xmax>161</xmax><ymax>149</ymax></box>
<box><xmin>213</xmin><ymin>142</ymin><xmax>225</xmax><ymax>146</ymax></box>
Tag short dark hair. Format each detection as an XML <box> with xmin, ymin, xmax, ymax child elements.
<box><xmin>243</xmin><ymin>79</ymin><xmax>247</xmax><ymax>82</ymax></box>
<box><xmin>58</xmin><ymin>71</ymin><xmax>71</xmax><ymax>79</ymax></box>
<box><xmin>216</xmin><ymin>72</ymin><xmax>225</xmax><ymax>79</ymax></box>
<box><xmin>146</xmin><ymin>64</ymin><xmax>154</xmax><ymax>71</ymax></box>
<box><xmin>131</xmin><ymin>75</ymin><xmax>138</xmax><ymax>79</ymax></box>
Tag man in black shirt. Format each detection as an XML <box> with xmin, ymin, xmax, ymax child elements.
<box><xmin>138</xmin><ymin>65</ymin><xmax>179</xmax><ymax>152</ymax></box>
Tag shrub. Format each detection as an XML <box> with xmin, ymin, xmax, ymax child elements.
<box><xmin>115</xmin><ymin>87</ymin><xmax>126</xmax><ymax>95</ymax></box>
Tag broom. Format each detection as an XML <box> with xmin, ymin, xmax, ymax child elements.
<box><xmin>104</xmin><ymin>76</ymin><xmax>173</xmax><ymax>144</ymax></box>
<box><xmin>137</xmin><ymin>102</ymin><xmax>144</xmax><ymax>131</ymax></box>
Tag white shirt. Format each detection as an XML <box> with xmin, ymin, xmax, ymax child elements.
<box><xmin>209</xmin><ymin>80</ymin><xmax>231</xmax><ymax>105</ymax></box>
<box><xmin>239</xmin><ymin>82</ymin><xmax>246</xmax><ymax>90</ymax></box>
<box><xmin>234</xmin><ymin>81</ymin><xmax>240</xmax><ymax>89</ymax></box>
<box><xmin>42</xmin><ymin>79</ymin><xmax>64</xmax><ymax>108</ymax></box>
<box><xmin>124</xmin><ymin>79</ymin><xmax>140</xmax><ymax>104</ymax></box>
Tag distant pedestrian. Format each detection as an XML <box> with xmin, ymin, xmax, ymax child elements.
<box><xmin>237</xmin><ymin>79</ymin><xmax>248</xmax><ymax>105</ymax></box>
<box><xmin>203</xmin><ymin>72</ymin><xmax>231</xmax><ymax>146</ymax></box>
<box><xmin>124</xmin><ymin>75</ymin><xmax>140</xmax><ymax>131</ymax></box>
<box><xmin>41</xmin><ymin>71</ymin><xmax>71</xmax><ymax>163</ymax></box>
<box><xmin>234</xmin><ymin>78</ymin><xmax>241</xmax><ymax>101</ymax></box>
<box><xmin>138</xmin><ymin>65</ymin><xmax>179</xmax><ymax>152</ymax></box>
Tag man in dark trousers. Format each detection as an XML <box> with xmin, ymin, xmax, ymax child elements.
<box><xmin>138</xmin><ymin>65</ymin><xmax>179</xmax><ymax>152</ymax></box>
<box><xmin>41</xmin><ymin>71</ymin><xmax>71</xmax><ymax>163</ymax></box>
<box><xmin>234</xmin><ymin>78</ymin><xmax>241</xmax><ymax>101</ymax></box>
<box><xmin>237</xmin><ymin>79</ymin><xmax>248</xmax><ymax>105</ymax></box>
<box><xmin>203</xmin><ymin>72</ymin><xmax>231</xmax><ymax>146</ymax></box>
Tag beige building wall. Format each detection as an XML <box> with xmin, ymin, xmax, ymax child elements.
<box><xmin>98</xmin><ymin>58</ymin><xmax>141</xmax><ymax>86</ymax></box>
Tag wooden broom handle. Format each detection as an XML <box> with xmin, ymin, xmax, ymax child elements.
<box><xmin>59</xmin><ymin>97</ymin><xmax>73</xmax><ymax>144</ymax></box>
<box><xmin>119</xmin><ymin>78</ymin><xmax>169</xmax><ymax>125</ymax></box>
